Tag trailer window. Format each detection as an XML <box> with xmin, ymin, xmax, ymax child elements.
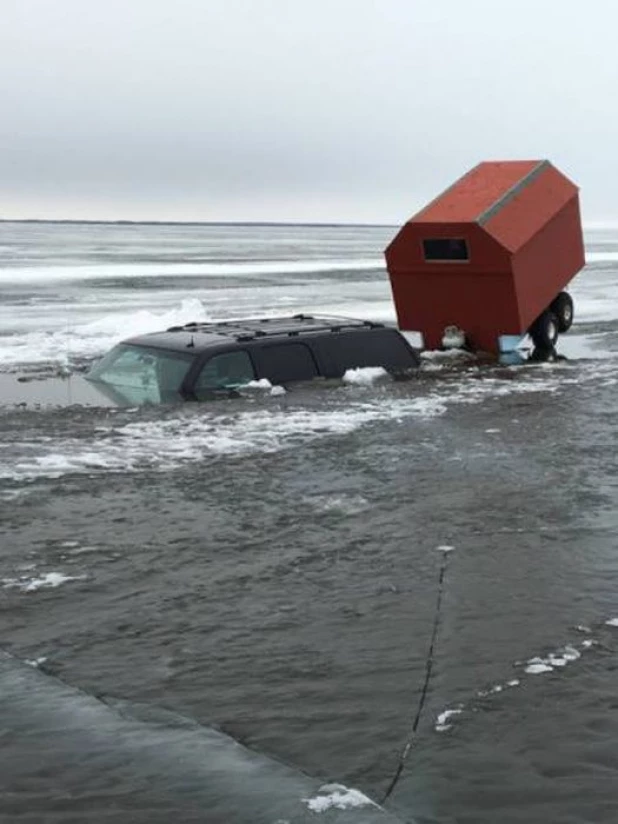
<box><xmin>422</xmin><ymin>238</ymin><xmax>469</xmax><ymax>261</ymax></box>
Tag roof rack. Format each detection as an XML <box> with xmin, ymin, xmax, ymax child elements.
<box><xmin>165</xmin><ymin>314</ymin><xmax>385</xmax><ymax>342</ymax></box>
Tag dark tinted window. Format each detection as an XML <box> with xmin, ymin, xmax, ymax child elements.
<box><xmin>422</xmin><ymin>238</ymin><xmax>469</xmax><ymax>261</ymax></box>
<box><xmin>194</xmin><ymin>350</ymin><xmax>255</xmax><ymax>393</ymax></box>
<box><xmin>254</xmin><ymin>343</ymin><xmax>318</xmax><ymax>384</ymax></box>
<box><xmin>321</xmin><ymin>329</ymin><xmax>418</xmax><ymax>375</ymax></box>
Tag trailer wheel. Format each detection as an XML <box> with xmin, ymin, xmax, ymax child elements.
<box><xmin>529</xmin><ymin>310</ymin><xmax>559</xmax><ymax>350</ymax></box>
<box><xmin>550</xmin><ymin>292</ymin><xmax>574</xmax><ymax>333</ymax></box>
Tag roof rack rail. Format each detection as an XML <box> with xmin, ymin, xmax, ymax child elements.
<box><xmin>164</xmin><ymin>315</ymin><xmax>387</xmax><ymax>341</ymax></box>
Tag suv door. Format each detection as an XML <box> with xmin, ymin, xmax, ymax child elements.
<box><xmin>314</xmin><ymin>328</ymin><xmax>419</xmax><ymax>376</ymax></box>
<box><xmin>252</xmin><ymin>342</ymin><xmax>319</xmax><ymax>385</ymax></box>
<box><xmin>192</xmin><ymin>350</ymin><xmax>256</xmax><ymax>399</ymax></box>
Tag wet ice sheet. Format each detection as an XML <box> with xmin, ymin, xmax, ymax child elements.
<box><xmin>0</xmin><ymin>395</ymin><xmax>447</xmax><ymax>482</ymax></box>
<box><xmin>0</xmin><ymin>653</ymin><xmax>404</xmax><ymax>824</ymax></box>
<box><xmin>3</xmin><ymin>360</ymin><xmax>611</xmax><ymax>484</ymax></box>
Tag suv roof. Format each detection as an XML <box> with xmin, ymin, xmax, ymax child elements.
<box><xmin>127</xmin><ymin>314</ymin><xmax>390</xmax><ymax>352</ymax></box>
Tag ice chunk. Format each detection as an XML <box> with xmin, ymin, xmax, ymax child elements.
<box><xmin>245</xmin><ymin>378</ymin><xmax>272</xmax><ymax>389</ymax></box>
<box><xmin>3</xmin><ymin>572</ymin><xmax>84</xmax><ymax>592</ymax></box>
<box><xmin>435</xmin><ymin>708</ymin><xmax>463</xmax><ymax>731</ymax></box>
<box><xmin>304</xmin><ymin>784</ymin><xmax>376</xmax><ymax>813</ymax></box>
<box><xmin>525</xmin><ymin>661</ymin><xmax>554</xmax><ymax>675</ymax></box>
<box><xmin>343</xmin><ymin>366</ymin><xmax>388</xmax><ymax>385</ymax></box>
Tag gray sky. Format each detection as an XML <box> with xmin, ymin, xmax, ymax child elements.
<box><xmin>2</xmin><ymin>0</ymin><xmax>617</xmax><ymax>223</ymax></box>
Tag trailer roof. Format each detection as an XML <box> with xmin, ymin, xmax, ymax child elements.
<box><xmin>413</xmin><ymin>160</ymin><xmax>547</xmax><ymax>224</ymax></box>
<box><xmin>409</xmin><ymin>159</ymin><xmax>579</xmax><ymax>251</ymax></box>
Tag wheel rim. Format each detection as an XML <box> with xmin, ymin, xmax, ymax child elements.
<box><xmin>548</xmin><ymin>320</ymin><xmax>558</xmax><ymax>342</ymax></box>
<box><xmin>563</xmin><ymin>305</ymin><xmax>572</xmax><ymax>323</ymax></box>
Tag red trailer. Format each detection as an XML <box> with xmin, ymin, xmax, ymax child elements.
<box><xmin>384</xmin><ymin>160</ymin><xmax>585</xmax><ymax>354</ymax></box>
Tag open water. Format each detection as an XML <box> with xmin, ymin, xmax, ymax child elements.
<box><xmin>0</xmin><ymin>221</ymin><xmax>617</xmax><ymax>823</ymax></box>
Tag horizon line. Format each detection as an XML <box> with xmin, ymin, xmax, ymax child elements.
<box><xmin>0</xmin><ymin>217</ymin><xmax>398</xmax><ymax>229</ymax></box>
<box><xmin>1</xmin><ymin>217</ymin><xmax>615</xmax><ymax>231</ymax></box>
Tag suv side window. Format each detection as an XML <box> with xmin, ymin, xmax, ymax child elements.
<box><xmin>194</xmin><ymin>350</ymin><xmax>255</xmax><ymax>394</ymax></box>
<box><xmin>321</xmin><ymin>329</ymin><xmax>418</xmax><ymax>375</ymax></box>
<box><xmin>254</xmin><ymin>342</ymin><xmax>319</xmax><ymax>384</ymax></box>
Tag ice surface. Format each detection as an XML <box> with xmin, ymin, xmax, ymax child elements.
<box><xmin>0</xmin><ymin>258</ymin><xmax>385</xmax><ymax>284</ymax></box>
<box><xmin>1</xmin><ymin>230</ymin><xmax>616</xmax><ymax>374</ymax></box>
<box><xmin>0</xmin><ymin>297</ymin><xmax>212</xmax><ymax>368</ymax></box>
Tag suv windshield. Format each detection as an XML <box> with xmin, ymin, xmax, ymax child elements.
<box><xmin>87</xmin><ymin>344</ymin><xmax>194</xmax><ymax>404</ymax></box>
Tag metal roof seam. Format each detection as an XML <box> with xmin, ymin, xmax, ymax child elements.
<box><xmin>476</xmin><ymin>160</ymin><xmax>550</xmax><ymax>226</ymax></box>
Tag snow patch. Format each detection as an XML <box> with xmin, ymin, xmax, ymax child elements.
<box><xmin>605</xmin><ymin>618</ymin><xmax>618</xmax><ymax>627</ymax></box>
<box><xmin>303</xmin><ymin>784</ymin><xmax>376</xmax><ymax>813</ymax></box>
<box><xmin>343</xmin><ymin>366</ymin><xmax>388</xmax><ymax>385</ymax></box>
<box><xmin>25</xmin><ymin>657</ymin><xmax>48</xmax><ymax>667</ymax></box>
<box><xmin>3</xmin><ymin>572</ymin><xmax>84</xmax><ymax>592</ymax></box>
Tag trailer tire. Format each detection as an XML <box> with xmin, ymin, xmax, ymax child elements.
<box><xmin>550</xmin><ymin>292</ymin><xmax>574</xmax><ymax>333</ymax></box>
<box><xmin>529</xmin><ymin>310</ymin><xmax>559</xmax><ymax>350</ymax></box>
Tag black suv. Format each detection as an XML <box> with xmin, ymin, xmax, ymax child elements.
<box><xmin>86</xmin><ymin>315</ymin><xmax>420</xmax><ymax>404</ymax></box>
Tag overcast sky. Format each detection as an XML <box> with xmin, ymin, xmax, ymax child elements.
<box><xmin>1</xmin><ymin>0</ymin><xmax>617</xmax><ymax>223</ymax></box>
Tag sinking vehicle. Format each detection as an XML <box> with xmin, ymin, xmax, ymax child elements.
<box><xmin>86</xmin><ymin>315</ymin><xmax>421</xmax><ymax>404</ymax></box>
<box><xmin>1</xmin><ymin>315</ymin><xmax>420</xmax><ymax>408</ymax></box>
